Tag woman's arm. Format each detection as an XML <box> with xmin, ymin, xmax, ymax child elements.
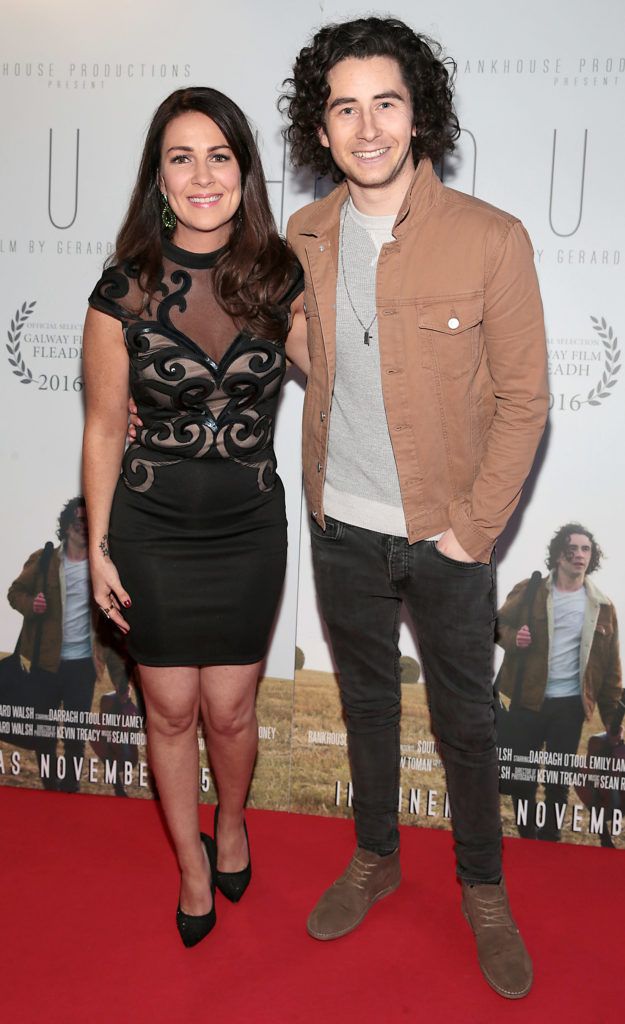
<box><xmin>284</xmin><ymin>293</ymin><xmax>309</xmax><ymax>376</ymax></box>
<box><xmin>82</xmin><ymin>306</ymin><xmax>132</xmax><ymax>633</ymax></box>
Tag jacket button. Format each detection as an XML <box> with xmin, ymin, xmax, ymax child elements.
<box><xmin>320</xmin><ymin>411</ymin><xmax>326</xmax><ymax>422</ymax></box>
<box><xmin>312</xmin><ymin>510</ymin><xmax>318</xmax><ymax>518</ymax></box>
<box><xmin>448</xmin><ymin>317</ymin><xmax>460</xmax><ymax>329</ymax></box>
<box><xmin>317</xmin><ymin>462</ymin><xmax>322</xmax><ymax>473</ymax></box>
<box><xmin>319</xmin><ymin>245</ymin><xmax>325</xmax><ymax>252</ymax></box>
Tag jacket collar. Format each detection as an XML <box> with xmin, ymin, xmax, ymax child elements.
<box><xmin>393</xmin><ymin>158</ymin><xmax>443</xmax><ymax>235</ymax></box>
<box><xmin>582</xmin><ymin>575</ymin><xmax>611</xmax><ymax>606</ymax></box>
<box><xmin>546</xmin><ymin>571</ymin><xmax>611</xmax><ymax>606</ymax></box>
<box><xmin>293</xmin><ymin>158</ymin><xmax>443</xmax><ymax>240</ymax></box>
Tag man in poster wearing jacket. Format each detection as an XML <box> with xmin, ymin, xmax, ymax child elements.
<box><xmin>7</xmin><ymin>497</ymin><xmax>134</xmax><ymax>792</ymax></box>
<box><xmin>497</xmin><ymin>523</ymin><xmax>622</xmax><ymax>840</ymax></box>
<box><xmin>8</xmin><ymin>497</ymin><xmax>97</xmax><ymax>790</ymax></box>
<box><xmin>281</xmin><ymin>15</ymin><xmax>548</xmax><ymax>999</ymax></box>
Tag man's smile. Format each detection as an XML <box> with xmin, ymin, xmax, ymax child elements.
<box><xmin>352</xmin><ymin>147</ymin><xmax>390</xmax><ymax>160</ymax></box>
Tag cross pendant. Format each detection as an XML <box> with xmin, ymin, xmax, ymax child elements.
<box><xmin>364</xmin><ymin>330</ymin><xmax>371</xmax><ymax>346</ymax></box>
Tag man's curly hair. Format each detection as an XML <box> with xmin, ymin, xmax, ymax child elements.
<box><xmin>546</xmin><ymin>523</ymin><xmax>603</xmax><ymax>575</ymax></box>
<box><xmin>57</xmin><ymin>496</ymin><xmax>86</xmax><ymax>543</ymax></box>
<box><xmin>279</xmin><ymin>17</ymin><xmax>459</xmax><ymax>182</ymax></box>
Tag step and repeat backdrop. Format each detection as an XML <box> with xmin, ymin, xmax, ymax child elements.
<box><xmin>1</xmin><ymin>0</ymin><xmax>623</xmax><ymax>849</ymax></box>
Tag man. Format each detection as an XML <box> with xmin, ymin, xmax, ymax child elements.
<box><xmin>8</xmin><ymin>497</ymin><xmax>134</xmax><ymax>792</ymax></box>
<box><xmin>497</xmin><ymin>524</ymin><xmax>622</xmax><ymax>841</ymax></box>
<box><xmin>281</xmin><ymin>16</ymin><xmax>548</xmax><ymax>999</ymax></box>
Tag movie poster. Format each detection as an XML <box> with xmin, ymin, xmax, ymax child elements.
<box><xmin>1</xmin><ymin>0</ymin><xmax>624</xmax><ymax>856</ymax></box>
<box><xmin>0</xmin><ymin>655</ymin><xmax>296</xmax><ymax>808</ymax></box>
<box><xmin>289</xmin><ymin>657</ymin><xmax>625</xmax><ymax>850</ymax></box>
<box><xmin>287</xmin><ymin>0</ymin><xmax>625</xmax><ymax>852</ymax></box>
<box><xmin>0</xmin><ymin>498</ymin><xmax>149</xmax><ymax>797</ymax></box>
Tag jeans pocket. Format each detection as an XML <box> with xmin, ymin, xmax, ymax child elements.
<box><xmin>310</xmin><ymin>514</ymin><xmax>344</xmax><ymax>541</ymax></box>
<box><xmin>429</xmin><ymin>539</ymin><xmax>482</xmax><ymax>569</ymax></box>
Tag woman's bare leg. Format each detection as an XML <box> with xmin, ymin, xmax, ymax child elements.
<box><xmin>200</xmin><ymin>662</ymin><xmax>261</xmax><ymax>872</ymax></box>
<box><xmin>140</xmin><ymin>664</ymin><xmax>211</xmax><ymax>915</ymax></box>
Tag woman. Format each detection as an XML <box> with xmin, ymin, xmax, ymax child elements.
<box><xmin>82</xmin><ymin>87</ymin><xmax>308</xmax><ymax>947</ymax></box>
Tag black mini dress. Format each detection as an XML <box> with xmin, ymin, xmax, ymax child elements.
<box><xmin>89</xmin><ymin>238</ymin><xmax>303</xmax><ymax>666</ymax></box>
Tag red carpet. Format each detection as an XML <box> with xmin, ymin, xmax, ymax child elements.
<box><xmin>1</xmin><ymin>786</ymin><xmax>622</xmax><ymax>1024</ymax></box>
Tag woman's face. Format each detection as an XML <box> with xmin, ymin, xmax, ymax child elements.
<box><xmin>158</xmin><ymin>110</ymin><xmax>242</xmax><ymax>252</ymax></box>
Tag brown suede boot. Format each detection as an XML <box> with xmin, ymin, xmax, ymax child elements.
<box><xmin>307</xmin><ymin>847</ymin><xmax>401</xmax><ymax>940</ymax></box>
<box><xmin>462</xmin><ymin>878</ymin><xmax>533</xmax><ymax>999</ymax></box>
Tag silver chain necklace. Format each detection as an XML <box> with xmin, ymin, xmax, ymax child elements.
<box><xmin>339</xmin><ymin>204</ymin><xmax>377</xmax><ymax>346</ymax></box>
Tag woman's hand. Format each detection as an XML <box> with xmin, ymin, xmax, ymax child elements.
<box><xmin>127</xmin><ymin>397</ymin><xmax>143</xmax><ymax>443</ymax></box>
<box><xmin>90</xmin><ymin>536</ymin><xmax>132</xmax><ymax>634</ymax></box>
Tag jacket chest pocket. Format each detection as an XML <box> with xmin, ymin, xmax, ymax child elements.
<box><xmin>417</xmin><ymin>293</ymin><xmax>484</xmax><ymax>380</ymax></box>
<box><xmin>594</xmin><ymin>619</ymin><xmax>614</xmax><ymax>642</ymax></box>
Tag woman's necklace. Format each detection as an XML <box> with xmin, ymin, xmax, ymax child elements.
<box><xmin>339</xmin><ymin>205</ymin><xmax>377</xmax><ymax>346</ymax></box>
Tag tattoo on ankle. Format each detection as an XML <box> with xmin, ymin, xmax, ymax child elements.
<box><xmin>99</xmin><ymin>534</ymin><xmax>110</xmax><ymax>558</ymax></box>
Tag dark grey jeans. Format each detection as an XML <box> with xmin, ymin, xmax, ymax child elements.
<box><xmin>310</xmin><ymin>516</ymin><xmax>502</xmax><ymax>885</ymax></box>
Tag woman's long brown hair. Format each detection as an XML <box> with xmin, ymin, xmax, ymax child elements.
<box><xmin>113</xmin><ymin>87</ymin><xmax>298</xmax><ymax>339</ymax></box>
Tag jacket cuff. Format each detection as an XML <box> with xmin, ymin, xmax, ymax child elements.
<box><xmin>448</xmin><ymin>501</ymin><xmax>496</xmax><ymax>564</ymax></box>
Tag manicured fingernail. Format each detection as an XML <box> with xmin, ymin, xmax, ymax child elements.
<box><xmin>124</xmin><ymin>599</ymin><xmax>132</xmax><ymax>608</ymax></box>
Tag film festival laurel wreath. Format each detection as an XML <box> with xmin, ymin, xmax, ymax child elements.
<box><xmin>4</xmin><ymin>303</ymin><xmax>622</xmax><ymax>405</ymax></box>
<box><xmin>587</xmin><ymin>317</ymin><xmax>621</xmax><ymax>407</ymax></box>
<box><xmin>6</xmin><ymin>300</ymin><xmax>83</xmax><ymax>393</ymax></box>
<box><xmin>6</xmin><ymin>301</ymin><xmax>37</xmax><ymax>383</ymax></box>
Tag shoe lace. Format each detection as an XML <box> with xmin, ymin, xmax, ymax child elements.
<box><xmin>343</xmin><ymin>854</ymin><xmax>376</xmax><ymax>890</ymax></box>
<box><xmin>470</xmin><ymin>890</ymin><xmax>514</xmax><ymax>929</ymax></box>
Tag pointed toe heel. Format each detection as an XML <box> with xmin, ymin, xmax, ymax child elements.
<box><xmin>176</xmin><ymin>833</ymin><xmax>217</xmax><ymax>947</ymax></box>
<box><xmin>214</xmin><ymin>805</ymin><xmax>252</xmax><ymax>903</ymax></box>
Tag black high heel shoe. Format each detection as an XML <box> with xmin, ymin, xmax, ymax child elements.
<box><xmin>176</xmin><ymin>832</ymin><xmax>217</xmax><ymax>947</ymax></box>
<box><xmin>214</xmin><ymin>805</ymin><xmax>251</xmax><ymax>903</ymax></box>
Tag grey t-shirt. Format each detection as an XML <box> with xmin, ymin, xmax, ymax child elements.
<box><xmin>61</xmin><ymin>556</ymin><xmax>92</xmax><ymax>660</ymax></box>
<box><xmin>324</xmin><ymin>199</ymin><xmax>407</xmax><ymax>536</ymax></box>
<box><xmin>545</xmin><ymin>585</ymin><xmax>586</xmax><ymax>698</ymax></box>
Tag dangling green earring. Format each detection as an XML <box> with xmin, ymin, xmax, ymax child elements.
<box><xmin>160</xmin><ymin>192</ymin><xmax>176</xmax><ymax>233</ymax></box>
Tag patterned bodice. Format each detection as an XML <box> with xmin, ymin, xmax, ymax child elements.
<box><xmin>89</xmin><ymin>239</ymin><xmax>302</xmax><ymax>493</ymax></box>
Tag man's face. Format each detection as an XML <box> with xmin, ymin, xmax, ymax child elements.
<box><xmin>68</xmin><ymin>506</ymin><xmax>88</xmax><ymax>545</ymax></box>
<box><xmin>318</xmin><ymin>56</ymin><xmax>416</xmax><ymax>192</ymax></box>
<box><xmin>557</xmin><ymin>533</ymin><xmax>592</xmax><ymax>580</ymax></box>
